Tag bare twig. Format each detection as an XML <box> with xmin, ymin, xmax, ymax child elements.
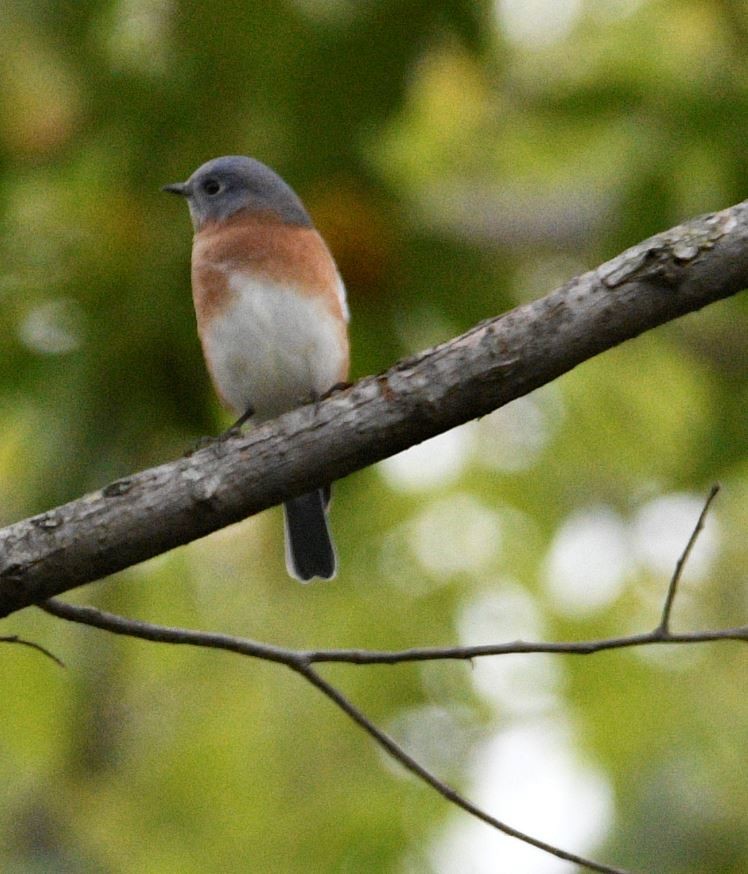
<box><xmin>307</xmin><ymin>625</ymin><xmax>748</xmax><ymax>662</ymax></box>
<box><xmin>294</xmin><ymin>664</ymin><xmax>630</xmax><ymax>874</ymax></box>
<box><xmin>40</xmin><ymin>598</ymin><xmax>747</xmax><ymax>667</ymax></box>
<box><xmin>0</xmin><ymin>634</ymin><xmax>65</xmax><ymax>667</ymax></box>
<box><xmin>657</xmin><ymin>484</ymin><xmax>721</xmax><ymax>634</ymax></box>
<box><xmin>35</xmin><ymin>488</ymin><xmax>744</xmax><ymax>874</ymax></box>
<box><xmin>40</xmin><ymin>599</ymin><xmax>302</xmax><ymax>666</ymax></box>
<box><xmin>40</xmin><ymin>599</ymin><xmax>629</xmax><ymax>874</ymax></box>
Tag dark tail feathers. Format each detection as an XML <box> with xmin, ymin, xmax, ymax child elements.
<box><xmin>283</xmin><ymin>489</ymin><xmax>336</xmax><ymax>582</ymax></box>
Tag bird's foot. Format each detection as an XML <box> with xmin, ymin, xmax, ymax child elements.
<box><xmin>319</xmin><ymin>381</ymin><xmax>353</xmax><ymax>401</ymax></box>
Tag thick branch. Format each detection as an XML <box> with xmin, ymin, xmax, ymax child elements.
<box><xmin>2</xmin><ymin>202</ymin><xmax>748</xmax><ymax>615</ymax></box>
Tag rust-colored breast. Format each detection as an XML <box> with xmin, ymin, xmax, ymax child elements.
<box><xmin>191</xmin><ymin>210</ymin><xmax>347</xmax><ymax>325</ymax></box>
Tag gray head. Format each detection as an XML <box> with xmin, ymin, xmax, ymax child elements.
<box><xmin>162</xmin><ymin>156</ymin><xmax>312</xmax><ymax>231</ymax></box>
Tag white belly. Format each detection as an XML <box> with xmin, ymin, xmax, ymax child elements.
<box><xmin>200</xmin><ymin>275</ymin><xmax>346</xmax><ymax>421</ymax></box>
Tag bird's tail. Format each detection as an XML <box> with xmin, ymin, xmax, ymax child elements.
<box><xmin>283</xmin><ymin>488</ymin><xmax>336</xmax><ymax>582</ymax></box>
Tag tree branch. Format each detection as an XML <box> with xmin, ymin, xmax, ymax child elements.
<box><xmin>0</xmin><ymin>634</ymin><xmax>65</xmax><ymax>667</ymax></box>
<box><xmin>40</xmin><ymin>598</ymin><xmax>632</xmax><ymax>873</ymax></box>
<box><xmin>40</xmin><ymin>599</ymin><xmax>747</xmax><ymax>665</ymax></box>
<box><xmin>657</xmin><ymin>483</ymin><xmax>721</xmax><ymax>634</ymax></box>
<box><xmin>36</xmin><ymin>487</ymin><xmax>738</xmax><ymax>874</ymax></box>
<box><xmin>2</xmin><ymin>202</ymin><xmax>748</xmax><ymax>616</ymax></box>
<box><xmin>293</xmin><ymin>664</ymin><xmax>630</xmax><ymax>874</ymax></box>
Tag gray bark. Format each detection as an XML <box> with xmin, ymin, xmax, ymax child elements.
<box><xmin>1</xmin><ymin>202</ymin><xmax>747</xmax><ymax>617</ymax></box>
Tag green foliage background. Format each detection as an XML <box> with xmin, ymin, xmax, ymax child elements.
<box><xmin>1</xmin><ymin>1</ymin><xmax>746</xmax><ymax>872</ymax></box>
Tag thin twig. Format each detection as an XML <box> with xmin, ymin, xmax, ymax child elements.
<box><xmin>41</xmin><ymin>599</ymin><xmax>747</xmax><ymax>667</ymax></box>
<box><xmin>35</xmin><ymin>486</ymin><xmax>742</xmax><ymax>874</ymax></box>
<box><xmin>38</xmin><ymin>602</ymin><xmax>744</xmax><ymax>874</ymax></box>
<box><xmin>40</xmin><ymin>599</ymin><xmax>302</xmax><ymax>666</ymax></box>
<box><xmin>305</xmin><ymin>626</ymin><xmax>748</xmax><ymax>662</ymax></box>
<box><xmin>657</xmin><ymin>484</ymin><xmax>721</xmax><ymax>634</ymax></box>
<box><xmin>39</xmin><ymin>599</ymin><xmax>630</xmax><ymax>874</ymax></box>
<box><xmin>294</xmin><ymin>663</ymin><xmax>631</xmax><ymax>874</ymax></box>
<box><xmin>0</xmin><ymin>634</ymin><xmax>65</xmax><ymax>667</ymax></box>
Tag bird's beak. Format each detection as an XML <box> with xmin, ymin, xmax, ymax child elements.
<box><xmin>161</xmin><ymin>181</ymin><xmax>190</xmax><ymax>196</ymax></box>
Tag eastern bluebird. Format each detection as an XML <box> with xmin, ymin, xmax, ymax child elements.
<box><xmin>163</xmin><ymin>156</ymin><xmax>350</xmax><ymax>582</ymax></box>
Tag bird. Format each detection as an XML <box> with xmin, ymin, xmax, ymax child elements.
<box><xmin>163</xmin><ymin>155</ymin><xmax>350</xmax><ymax>582</ymax></box>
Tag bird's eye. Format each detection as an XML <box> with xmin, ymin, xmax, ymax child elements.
<box><xmin>203</xmin><ymin>179</ymin><xmax>221</xmax><ymax>196</ymax></box>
